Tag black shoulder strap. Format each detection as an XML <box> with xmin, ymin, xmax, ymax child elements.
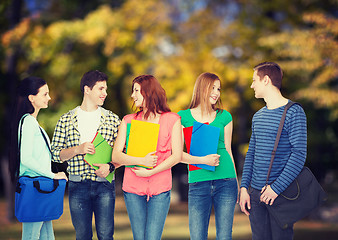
<box><xmin>39</xmin><ymin>123</ymin><xmax>66</xmax><ymax>173</ymax></box>
<box><xmin>265</xmin><ymin>101</ymin><xmax>298</xmax><ymax>185</ymax></box>
<box><xmin>39</xmin><ymin>127</ymin><xmax>51</xmax><ymax>153</ymax></box>
<box><xmin>18</xmin><ymin>115</ymin><xmax>28</xmax><ymax>157</ymax></box>
<box><xmin>17</xmin><ymin>115</ymin><xmax>28</xmax><ymax>179</ymax></box>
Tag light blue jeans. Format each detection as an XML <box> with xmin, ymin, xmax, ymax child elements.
<box><xmin>188</xmin><ymin>178</ymin><xmax>238</xmax><ymax>240</ymax></box>
<box><xmin>68</xmin><ymin>180</ymin><xmax>115</xmax><ymax>240</ymax></box>
<box><xmin>22</xmin><ymin>221</ymin><xmax>54</xmax><ymax>240</ymax></box>
<box><xmin>123</xmin><ymin>190</ymin><xmax>171</xmax><ymax>240</ymax></box>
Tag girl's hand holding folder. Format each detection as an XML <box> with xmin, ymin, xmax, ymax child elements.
<box><xmin>142</xmin><ymin>151</ymin><xmax>158</xmax><ymax>168</ymax></box>
<box><xmin>202</xmin><ymin>154</ymin><xmax>220</xmax><ymax>166</ymax></box>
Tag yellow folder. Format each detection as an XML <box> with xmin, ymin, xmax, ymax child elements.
<box><xmin>126</xmin><ymin>119</ymin><xmax>160</xmax><ymax>168</ymax></box>
<box><xmin>84</xmin><ymin>132</ymin><xmax>114</xmax><ymax>183</ymax></box>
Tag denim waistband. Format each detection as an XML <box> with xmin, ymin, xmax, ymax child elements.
<box><xmin>69</xmin><ymin>174</ymin><xmax>110</xmax><ymax>182</ymax></box>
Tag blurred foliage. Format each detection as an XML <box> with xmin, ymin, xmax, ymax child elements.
<box><xmin>0</xmin><ymin>0</ymin><xmax>337</xmax><ymax>182</ymax></box>
<box><xmin>258</xmin><ymin>13</ymin><xmax>338</xmax><ymax>119</ymax></box>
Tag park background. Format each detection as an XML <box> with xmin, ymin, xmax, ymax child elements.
<box><xmin>0</xmin><ymin>0</ymin><xmax>337</xmax><ymax>239</ymax></box>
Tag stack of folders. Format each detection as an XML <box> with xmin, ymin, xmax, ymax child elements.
<box><xmin>125</xmin><ymin>120</ymin><xmax>160</xmax><ymax>169</ymax></box>
<box><xmin>183</xmin><ymin>122</ymin><xmax>220</xmax><ymax>171</ymax></box>
<box><xmin>84</xmin><ymin>132</ymin><xmax>114</xmax><ymax>183</ymax></box>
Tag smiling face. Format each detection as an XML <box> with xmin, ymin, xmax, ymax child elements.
<box><xmin>85</xmin><ymin>81</ymin><xmax>107</xmax><ymax>106</ymax></box>
<box><xmin>29</xmin><ymin>84</ymin><xmax>51</xmax><ymax>111</ymax></box>
<box><xmin>209</xmin><ymin>80</ymin><xmax>221</xmax><ymax>105</ymax></box>
<box><xmin>131</xmin><ymin>82</ymin><xmax>144</xmax><ymax>108</ymax></box>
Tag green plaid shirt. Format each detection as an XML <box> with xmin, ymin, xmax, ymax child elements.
<box><xmin>51</xmin><ymin>106</ymin><xmax>120</xmax><ymax>181</ymax></box>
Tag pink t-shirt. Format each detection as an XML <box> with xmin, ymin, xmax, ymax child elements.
<box><xmin>122</xmin><ymin>112</ymin><xmax>180</xmax><ymax>198</ymax></box>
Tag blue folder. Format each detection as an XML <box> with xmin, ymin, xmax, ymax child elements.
<box><xmin>189</xmin><ymin>122</ymin><xmax>220</xmax><ymax>171</ymax></box>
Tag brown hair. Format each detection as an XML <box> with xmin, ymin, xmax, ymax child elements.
<box><xmin>188</xmin><ymin>72</ymin><xmax>222</xmax><ymax>115</ymax></box>
<box><xmin>132</xmin><ymin>75</ymin><xmax>170</xmax><ymax>119</ymax></box>
<box><xmin>80</xmin><ymin>70</ymin><xmax>108</xmax><ymax>93</ymax></box>
<box><xmin>254</xmin><ymin>62</ymin><xmax>283</xmax><ymax>90</ymax></box>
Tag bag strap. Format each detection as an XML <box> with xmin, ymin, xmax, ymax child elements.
<box><xmin>40</xmin><ymin>126</ymin><xmax>64</xmax><ymax>173</ymax></box>
<box><xmin>265</xmin><ymin>101</ymin><xmax>297</xmax><ymax>185</ymax></box>
<box><xmin>18</xmin><ymin>115</ymin><xmax>27</xmax><ymax>155</ymax></box>
<box><xmin>39</xmin><ymin>127</ymin><xmax>51</xmax><ymax>153</ymax></box>
<box><xmin>17</xmin><ymin>115</ymin><xmax>29</xmax><ymax>179</ymax></box>
<box><xmin>33</xmin><ymin>179</ymin><xmax>59</xmax><ymax>194</ymax></box>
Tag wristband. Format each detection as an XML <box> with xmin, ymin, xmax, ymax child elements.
<box><xmin>107</xmin><ymin>162</ymin><xmax>115</xmax><ymax>173</ymax></box>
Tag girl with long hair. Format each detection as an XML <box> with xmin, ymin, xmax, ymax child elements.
<box><xmin>9</xmin><ymin>76</ymin><xmax>67</xmax><ymax>240</ymax></box>
<box><xmin>178</xmin><ymin>72</ymin><xmax>239</xmax><ymax>240</ymax></box>
<box><xmin>112</xmin><ymin>75</ymin><xmax>182</xmax><ymax>240</ymax></box>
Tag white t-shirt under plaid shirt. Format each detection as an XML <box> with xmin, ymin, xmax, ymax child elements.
<box><xmin>77</xmin><ymin>107</ymin><xmax>101</xmax><ymax>144</ymax></box>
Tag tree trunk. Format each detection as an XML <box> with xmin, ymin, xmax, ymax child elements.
<box><xmin>1</xmin><ymin>0</ymin><xmax>23</xmax><ymax>223</ymax></box>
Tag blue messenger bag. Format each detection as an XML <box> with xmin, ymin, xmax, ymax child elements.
<box><xmin>15</xmin><ymin>115</ymin><xmax>67</xmax><ymax>222</ymax></box>
<box><xmin>15</xmin><ymin>176</ymin><xmax>67</xmax><ymax>222</ymax></box>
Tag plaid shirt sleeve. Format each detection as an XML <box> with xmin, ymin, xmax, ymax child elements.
<box><xmin>51</xmin><ymin>114</ymin><xmax>68</xmax><ymax>163</ymax></box>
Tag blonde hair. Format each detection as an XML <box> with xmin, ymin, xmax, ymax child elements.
<box><xmin>189</xmin><ymin>72</ymin><xmax>222</xmax><ymax>115</ymax></box>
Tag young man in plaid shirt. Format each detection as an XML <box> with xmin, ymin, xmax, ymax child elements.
<box><xmin>51</xmin><ymin>70</ymin><xmax>120</xmax><ymax>240</ymax></box>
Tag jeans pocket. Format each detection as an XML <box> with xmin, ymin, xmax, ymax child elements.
<box><xmin>189</xmin><ymin>181</ymin><xmax>200</xmax><ymax>187</ymax></box>
<box><xmin>103</xmin><ymin>181</ymin><xmax>115</xmax><ymax>191</ymax></box>
<box><xmin>68</xmin><ymin>181</ymin><xmax>81</xmax><ymax>192</ymax></box>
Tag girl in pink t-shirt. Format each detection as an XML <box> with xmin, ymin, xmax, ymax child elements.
<box><xmin>112</xmin><ymin>75</ymin><xmax>182</xmax><ymax>240</ymax></box>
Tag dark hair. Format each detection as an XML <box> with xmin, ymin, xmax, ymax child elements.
<box><xmin>253</xmin><ymin>62</ymin><xmax>283</xmax><ymax>90</ymax></box>
<box><xmin>80</xmin><ymin>70</ymin><xmax>108</xmax><ymax>93</ymax></box>
<box><xmin>9</xmin><ymin>76</ymin><xmax>47</xmax><ymax>181</ymax></box>
<box><xmin>189</xmin><ymin>72</ymin><xmax>223</xmax><ymax>114</ymax></box>
<box><xmin>132</xmin><ymin>75</ymin><xmax>171</xmax><ymax>119</ymax></box>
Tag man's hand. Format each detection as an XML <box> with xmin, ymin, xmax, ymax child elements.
<box><xmin>94</xmin><ymin>163</ymin><xmax>110</xmax><ymax>178</ymax></box>
<box><xmin>60</xmin><ymin>142</ymin><xmax>95</xmax><ymax>161</ymax></box>
<box><xmin>77</xmin><ymin>142</ymin><xmax>95</xmax><ymax>155</ymax></box>
<box><xmin>239</xmin><ymin>187</ymin><xmax>251</xmax><ymax>216</ymax></box>
<box><xmin>260</xmin><ymin>185</ymin><xmax>278</xmax><ymax>205</ymax></box>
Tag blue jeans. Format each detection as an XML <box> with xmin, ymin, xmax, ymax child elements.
<box><xmin>22</xmin><ymin>221</ymin><xmax>54</xmax><ymax>240</ymax></box>
<box><xmin>123</xmin><ymin>190</ymin><xmax>171</xmax><ymax>240</ymax></box>
<box><xmin>68</xmin><ymin>180</ymin><xmax>115</xmax><ymax>240</ymax></box>
<box><xmin>248</xmin><ymin>187</ymin><xmax>294</xmax><ymax>240</ymax></box>
<box><xmin>188</xmin><ymin>178</ymin><xmax>237</xmax><ymax>240</ymax></box>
